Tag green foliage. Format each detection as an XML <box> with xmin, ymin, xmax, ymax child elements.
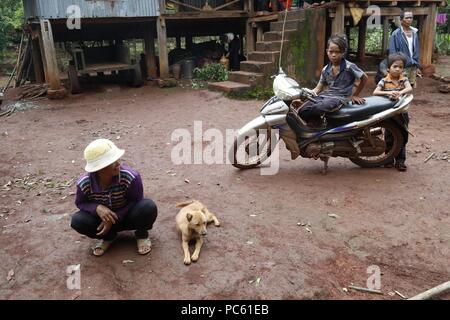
<box><xmin>365</xmin><ymin>28</ymin><xmax>384</xmax><ymax>55</ymax></box>
<box><xmin>193</xmin><ymin>63</ymin><xmax>229</xmax><ymax>82</ymax></box>
<box><xmin>0</xmin><ymin>0</ymin><xmax>24</xmax><ymax>60</ymax></box>
<box><xmin>350</xmin><ymin>27</ymin><xmax>384</xmax><ymax>55</ymax></box>
<box><xmin>436</xmin><ymin>5</ymin><xmax>450</xmax><ymax>55</ymax></box>
<box><xmin>436</xmin><ymin>34</ymin><xmax>450</xmax><ymax>55</ymax></box>
<box><xmin>291</xmin><ymin>27</ymin><xmax>309</xmax><ymax>85</ymax></box>
<box><xmin>191</xmin><ymin>79</ymin><xmax>208</xmax><ymax>89</ymax></box>
<box><xmin>226</xmin><ymin>86</ymin><xmax>274</xmax><ymax>101</ymax></box>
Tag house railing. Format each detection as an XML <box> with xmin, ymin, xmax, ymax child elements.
<box><xmin>159</xmin><ymin>0</ymin><xmax>254</xmax><ymax>14</ymax></box>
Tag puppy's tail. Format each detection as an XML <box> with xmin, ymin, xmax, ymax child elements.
<box><xmin>176</xmin><ymin>200</ymin><xmax>195</xmax><ymax>208</ymax></box>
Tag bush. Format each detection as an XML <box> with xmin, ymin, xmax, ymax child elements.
<box><xmin>0</xmin><ymin>1</ymin><xmax>24</xmax><ymax>58</ymax></box>
<box><xmin>350</xmin><ymin>27</ymin><xmax>384</xmax><ymax>55</ymax></box>
<box><xmin>226</xmin><ymin>86</ymin><xmax>274</xmax><ymax>101</ymax></box>
<box><xmin>193</xmin><ymin>63</ymin><xmax>229</xmax><ymax>82</ymax></box>
<box><xmin>436</xmin><ymin>5</ymin><xmax>450</xmax><ymax>55</ymax></box>
<box><xmin>191</xmin><ymin>79</ymin><xmax>208</xmax><ymax>89</ymax></box>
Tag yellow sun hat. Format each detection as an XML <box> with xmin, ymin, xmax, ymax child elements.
<box><xmin>83</xmin><ymin>139</ymin><xmax>125</xmax><ymax>173</ymax></box>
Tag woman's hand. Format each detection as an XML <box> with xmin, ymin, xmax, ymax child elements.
<box><xmin>351</xmin><ymin>96</ymin><xmax>366</xmax><ymax>104</ymax></box>
<box><xmin>96</xmin><ymin>221</ymin><xmax>113</xmax><ymax>236</ymax></box>
<box><xmin>96</xmin><ymin>205</ymin><xmax>118</xmax><ymax>224</ymax></box>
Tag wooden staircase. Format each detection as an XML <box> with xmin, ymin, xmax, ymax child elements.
<box><xmin>209</xmin><ymin>10</ymin><xmax>306</xmax><ymax>93</ymax></box>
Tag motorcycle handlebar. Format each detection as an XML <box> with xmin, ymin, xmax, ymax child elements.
<box><xmin>293</xmin><ymin>89</ymin><xmax>317</xmax><ymax>103</ymax></box>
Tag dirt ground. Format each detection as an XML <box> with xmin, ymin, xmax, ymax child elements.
<box><xmin>0</xmin><ymin>73</ymin><xmax>449</xmax><ymax>300</ymax></box>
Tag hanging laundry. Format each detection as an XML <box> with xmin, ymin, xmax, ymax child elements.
<box><xmin>348</xmin><ymin>3</ymin><xmax>364</xmax><ymax>26</ymax></box>
<box><xmin>436</xmin><ymin>13</ymin><xmax>447</xmax><ymax>25</ymax></box>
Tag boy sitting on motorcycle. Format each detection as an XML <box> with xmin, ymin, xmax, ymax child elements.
<box><xmin>373</xmin><ymin>53</ymin><xmax>413</xmax><ymax>172</ymax></box>
<box><xmin>297</xmin><ymin>34</ymin><xmax>368</xmax><ymax>128</ymax></box>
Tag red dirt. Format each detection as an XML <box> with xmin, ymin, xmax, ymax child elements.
<box><xmin>0</xmin><ymin>77</ymin><xmax>449</xmax><ymax>300</ymax></box>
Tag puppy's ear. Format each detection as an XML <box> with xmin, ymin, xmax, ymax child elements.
<box><xmin>186</xmin><ymin>213</ymin><xmax>193</xmax><ymax>222</ymax></box>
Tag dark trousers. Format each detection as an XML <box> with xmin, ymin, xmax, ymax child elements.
<box><xmin>229</xmin><ymin>54</ymin><xmax>240</xmax><ymax>71</ymax></box>
<box><xmin>298</xmin><ymin>96</ymin><xmax>343</xmax><ymax>123</ymax></box>
<box><xmin>71</xmin><ymin>199</ymin><xmax>158</xmax><ymax>241</ymax></box>
<box><xmin>386</xmin><ymin>112</ymin><xmax>409</xmax><ymax>163</ymax></box>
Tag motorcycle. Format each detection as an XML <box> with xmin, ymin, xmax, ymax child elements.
<box><xmin>229</xmin><ymin>68</ymin><xmax>413</xmax><ymax>173</ymax></box>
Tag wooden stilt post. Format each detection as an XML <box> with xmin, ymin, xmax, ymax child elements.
<box><xmin>419</xmin><ymin>4</ymin><xmax>437</xmax><ymax>65</ymax></box>
<box><xmin>176</xmin><ymin>36</ymin><xmax>181</xmax><ymax>49</ymax></box>
<box><xmin>419</xmin><ymin>15</ymin><xmax>427</xmax><ymax>65</ymax></box>
<box><xmin>39</xmin><ymin>20</ymin><xmax>59</xmax><ymax>89</ymax></box>
<box><xmin>159</xmin><ymin>0</ymin><xmax>166</xmax><ymax>15</ymax></box>
<box><xmin>382</xmin><ymin>16</ymin><xmax>389</xmax><ymax>55</ymax></box>
<box><xmin>345</xmin><ymin>25</ymin><xmax>351</xmax><ymax>46</ymax></box>
<box><xmin>357</xmin><ymin>17</ymin><xmax>367</xmax><ymax>63</ymax></box>
<box><xmin>316</xmin><ymin>9</ymin><xmax>326</xmax><ymax>78</ymax></box>
<box><xmin>39</xmin><ymin>19</ymin><xmax>66</xmax><ymax>98</ymax></box>
<box><xmin>245</xmin><ymin>0</ymin><xmax>254</xmax><ymax>14</ymax></box>
<box><xmin>31</xmin><ymin>34</ymin><xmax>45</xmax><ymax>83</ymax></box>
<box><xmin>144</xmin><ymin>25</ymin><xmax>157</xmax><ymax>78</ymax></box>
<box><xmin>156</xmin><ymin>16</ymin><xmax>169</xmax><ymax>78</ymax></box>
<box><xmin>37</xmin><ymin>26</ymin><xmax>48</xmax><ymax>83</ymax></box>
<box><xmin>332</xmin><ymin>3</ymin><xmax>345</xmax><ymax>35</ymax></box>
<box><xmin>246</xmin><ymin>20</ymin><xmax>255</xmax><ymax>54</ymax></box>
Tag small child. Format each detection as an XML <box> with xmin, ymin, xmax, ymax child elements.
<box><xmin>373</xmin><ymin>53</ymin><xmax>413</xmax><ymax>171</ymax></box>
<box><xmin>298</xmin><ymin>34</ymin><xmax>368</xmax><ymax>128</ymax></box>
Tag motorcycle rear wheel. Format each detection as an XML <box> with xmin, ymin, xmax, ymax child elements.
<box><xmin>350</xmin><ymin>121</ymin><xmax>404</xmax><ymax>168</ymax></box>
<box><xmin>231</xmin><ymin>128</ymin><xmax>273</xmax><ymax>169</ymax></box>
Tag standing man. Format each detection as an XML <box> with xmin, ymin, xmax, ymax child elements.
<box><xmin>389</xmin><ymin>10</ymin><xmax>422</xmax><ymax>87</ymax></box>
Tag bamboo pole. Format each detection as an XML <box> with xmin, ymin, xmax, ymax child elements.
<box><xmin>14</xmin><ymin>34</ymin><xmax>25</xmax><ymax>83</ymax></box>
<box><xmin>348</xmin><ymin>285</ymin><xmax>383</xmax><ymax>295</ymax></box>
<box><xmin>408</xmin><ymin>281</ymin><xmax>450</xmax><ymax>300</ymax></box>
<box><xmin>2</xmin><ymin>65</ymin><xmax>17</xmax><ymax>93</ymax></box>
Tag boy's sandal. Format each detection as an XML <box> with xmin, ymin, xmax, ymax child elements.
<box><xmin>93</xmin><ymin>239</ymin><xmax>114</xmax><ymax>256</ymax></box>
<box><xmin>137</xmin><ymin>238</ymin><xmax>152</xmax><ymax>255</ymax></box>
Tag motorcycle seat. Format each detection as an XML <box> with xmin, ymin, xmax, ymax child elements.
<box><xmin>326</xmin><ymin>96</ymin><xmax>397</xmax><ymax>126</ymax></box>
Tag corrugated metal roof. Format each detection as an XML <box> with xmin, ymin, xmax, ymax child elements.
<box><xmin>23</xmin><ymin>0</ymin><xmax>160</xmax><ymax>19</ymax></box>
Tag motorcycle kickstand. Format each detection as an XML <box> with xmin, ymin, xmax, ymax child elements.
<box><xmin>320</xmin><ymin>156</ymin><xmax>329</xmax><ymax>175</ymax></box>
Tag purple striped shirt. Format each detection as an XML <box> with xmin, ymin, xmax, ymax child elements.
<box><xmin>75</xmin><ymin>165</ymin><xmax>143</xmax><ymax>220</ymax></box>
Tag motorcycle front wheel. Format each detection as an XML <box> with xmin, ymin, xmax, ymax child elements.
<box><xmin>350</xmin><ymin>121</ymin><xmax>404</xmax><ymax>168</ymax></box>
<box><xmin>231</xmin><ymin>128</ymin><xmax>273</xmax><ymax>169</ymax></box>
